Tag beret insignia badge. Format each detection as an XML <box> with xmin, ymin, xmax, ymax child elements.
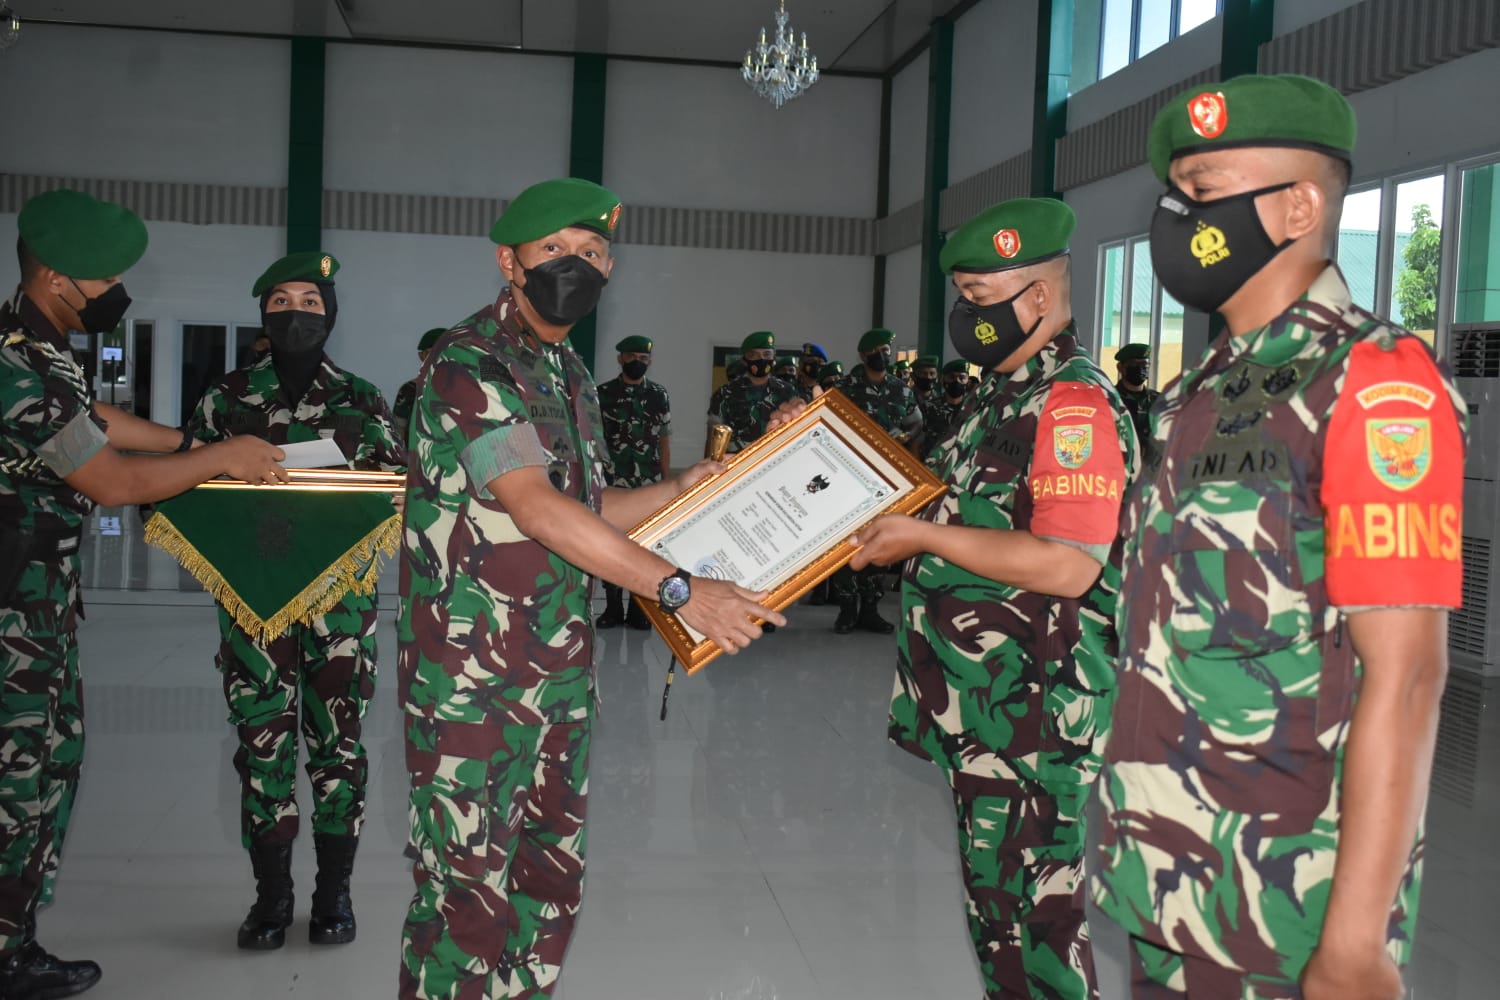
<box><xmin>319</xmin><ymin>255</ymin><xmax>333</xmax><ymax>278</ymax></box>
<box><xmin>1188</xmin><ymin>91</ymin><xmax>1228</xmax><ymax>139</ymax></box>
<box><xmin>993</xmin><ymin>229</ymin><xmax>1021</xmax><ymax>259</ymax></box>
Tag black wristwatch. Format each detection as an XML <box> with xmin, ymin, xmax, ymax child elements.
<box><xmin>657</xmin><ymin>568</ymin><xmax>692</xmax><ymax>611</ymax></box>
<box><xmin>175</xmin><ymin>426</ymin><xmax>195</xmax><ymax>452</ymax></box>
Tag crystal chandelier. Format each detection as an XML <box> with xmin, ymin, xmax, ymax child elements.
<box><xmin>741</xmin><ymin>0</ymin><xmax>820</xmax><ymax>110</ymax></box>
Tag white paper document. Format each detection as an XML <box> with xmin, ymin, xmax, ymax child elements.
<box><xmin>276</xmin><ymin>438</ymin><xmax>349</xmax><ymax>469</ymax></box>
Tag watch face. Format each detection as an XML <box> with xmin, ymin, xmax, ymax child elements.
<box><xmin>661</xmin><ymin>576</ymin><xmax>691</xmax><ymax>608</ymax></box>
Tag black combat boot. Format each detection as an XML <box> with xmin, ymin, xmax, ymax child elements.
<box><xmin>624</xmin><ymin>599</ymin><xmax>652</xmax><ymax>631</ymax></box>
<box><xmin>237</xmin><ymin>840</ymin><xmax>294</xmax><ymax>950</ymax></box>
<box><xmin>0</xmin><ymin>920</ymin><xmax>101</xmax><ymax>999</ymax></box>
<box><xmin>857</xmin><ymin>597</ymin><xmax>895</xmax><ymax>634</ymax></box>
<box><xmin>309</xmin><ymin>833</ymin><xmax>359</xmax><ymax>945</ymax></box>
<box><xmin>834</xmin><ymin>597</ymin><xmax>858</xmax><ymax>634</ymax></box>
<box><xmin>595</xmin><ymin>586</ymin><xmax>626</xmax><ymax>629</ymax></box>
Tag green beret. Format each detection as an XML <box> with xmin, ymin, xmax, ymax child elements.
<box><xmin>418</xmin><ymin>327</ymin><xmax>446</xmax><ymax>351</ymax></box>
<box><xmin>916</xmin><ymin>355</ymin><xmax>940</xmax><ymax>370</ymax></box>
<box><xmin>858</xmin><ymin>328</ymin><xmax>895</xmax><ymax>353</ymax></box>
<box><xmin>818</xmin><ymin>361</ymin><xmax>844</xmax><ymax>380</ymax></box>
<box><xmin>775</xmin><ymin>352</ymin><xmax>799</xmax><ymax>365</ymax></box>
<box><xmin>742</xmin><ymin>331</ymin><xmax>775</xmax><ymax>352</ymax></box>
<box><xmin>891</xmin><ymin>358</ymin><xmax>912</xmax><ymax>372</ymax></box>
<box><xmin>941</xmin><ymin>197</ymin><xmax>1075</xmax><ymax>274</ymax></box>
<box><xmin>18</xmin><ymin>189</ymin><xmax>148</xmax><ymax>280</ymax></box>
<box><xmin>1148</xmin><ymin>74</ymin><xmax>1356</xmax><ymax>183</ymax></box>
<box><xmin>616</xmin><ymin>335</ymin><xmax>653</xmax><ymax>353</ymax></box>
<box><xmin>490</xmin><ymin>177</ymin><xmax>623</xmax><ymax>245</ymax></box>
<box><xmin>1115</xmin><ymin>343</ymin><xmax>1151</xmax><ymax>362</ymax></box>
<box><xmin>252</xmin><ymin>251</ymin><xmax>339</xmax><ymax>297</ymax></box>
<box><xmin>942</xmin><ymin>359</ymin><xmax>971</xmax><ymax>376</ymax></box>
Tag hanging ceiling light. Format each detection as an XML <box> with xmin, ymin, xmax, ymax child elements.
<box><xmin>741</xmin><ymin>0</ymin><xmax>819</xmax><ymax>111</ymax></box>
<box><xmin>0</xmin><ymin>4</ymin><xmax>20</xmax><ymax>51</ymax></box>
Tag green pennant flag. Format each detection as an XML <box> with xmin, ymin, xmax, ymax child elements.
<box><xmin>145</xmin><ymin>487</ymin><xmax>400</xmax><ymax>642</ymax></box>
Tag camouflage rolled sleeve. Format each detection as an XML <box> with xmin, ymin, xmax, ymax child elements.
<box><xmin>187</xmin><ymin>383</ymin><xmax>229</xmax><ymax>444</ymax></box>
<box><xmin>424</xmin><ymin>354</ymin><xmax>546</xmax><ymax>499</ymax></box>
<box><xmin>350</xmin><ymin>380</ymin><xmax>407</xmax><ymax>472</ymax></box>
<box><xmin>7</xmin><ymin>368</ymin><xmax>108</xmax><ymax>478</ymax></box>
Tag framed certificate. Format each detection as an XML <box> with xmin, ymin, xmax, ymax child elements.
<box><xmin>629</xmin><ymin>390</ymin><xmax>946</xmax><ymax>672</ymax></box>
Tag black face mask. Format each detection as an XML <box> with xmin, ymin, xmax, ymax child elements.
<box><xmin>865</xmin><ymin>350</ymin><xmax>890</xmax><ymax>373</ymax></box>
<box><xmin>914</xmin><ymin>376</ymin><xmax>937</xmax><ymax>393</ymax></box>
<box><xmin>947</xmin><ymin>281</ymin><xmax>1041</xmax><ymax>370</ymax></box>
<box><xmin>622</xmin><ymin>360</ymin><xmax>649</xmax><ymax>380</ymax></box>
<box><xmin>68</xmin><ymin>280</ymin><xmax>131</xmax><ymax>334</ymax></box>
<box><xmin>518</xmin><ymin>253</ymin><xmax>608</xmax><ymax>326</ymax></box>
<box><xmin>263</xmin><ymin>310</ymin><xmax>330</xmax><ymax>356</ymax></box>
<box><xmin>1121</xmin><ymin>362</ymin><xmax>1150</xmax><ymax>386</ymax></box>
<box><xmin>1150</xmin><ymin>183</ymin><xmax>1295</xmax><ymax>314</ymax></box>
<box><xmin>801</xmin><ymin>364</ymin><xmax>821</xmax><ymax>380</ymax></box>
<box><xmin>943</xmin><ymin>379</ymin><xmax>967</xmax><ymax>400</ymax></box>
<box><xmin>746</xmin><ymin>359</ymin><xmax>773</xmax><ymax>379</ymax></box>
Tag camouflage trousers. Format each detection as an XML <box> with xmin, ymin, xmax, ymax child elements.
<box><xmin>829</xmin><ymin>564</ymin><xmax>885</xmax><ymax>602</ymax></box>
<box><xmin>949</xmin><ymin>772</ymin><xmax>1097</xmax><ymax>1000</ymax></box>
<box><xmin>401</xmin><ymin>718</ymin><xmax>591</xmax><ymax>1000</ymax></box>
<box><xmin>215</xmin><ymin>591</ymin><xmax>377</xmax><ymax>847</ymax></box>
<box><xmin>1129</xmin><ymin>936</ymin><xmax>1301</xmax><ymax>999</ymax></box>
<box><xmin>0</xmin><ymin>629</ymin><xmax>83</xmax><ymax>954</ymax></box>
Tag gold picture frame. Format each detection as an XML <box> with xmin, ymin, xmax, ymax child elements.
<box><xmin>195</xmin><ymin>468</ymin><xmax>405</xmax><ymax>493</ymax></box>
<box><xmin>629</xmin><ymin>389</ymin><xmax>946</xmax><ymax>673</ymax></box>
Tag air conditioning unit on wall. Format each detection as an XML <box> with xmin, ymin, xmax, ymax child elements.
<box><xmin>1450</xmin><ymin>322</ymin><xmax>1500</xmax><ymax>676</ymax></box>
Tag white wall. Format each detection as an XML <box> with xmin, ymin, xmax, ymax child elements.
<box><xmin>604</xmin><ymin>61</ymin><xmax>881</xmax><ymax>217</ymax></box>
<box><xmin>324</xmin><ymin>43</ymin><xmax>572</xmax><ymax>197</ymax></box>
<box><xmin>0</xmin><ymin>24</ymin><xmax>288</xmax><ymax>187</ymax></box>
<box><xmin>593</xmin><ymin>246</ymin><xmax>874</xmax><ymax>460</ymax></box>
<box><xmin>887</xmin><ymin>52</ymin><xmax>930</xmax><ymax>211</ymax></box>
<box><xmin>882</xmin><ymin>244</ymin><xmax>923</xmax><ymax>347</ymax></box>
<box><xmin>948</xmin><ymin>0</ymin><xmax>1038</xmax><ymax>182</ymax></box>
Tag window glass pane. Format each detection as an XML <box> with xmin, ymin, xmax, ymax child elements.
<box><xmin>1178</xmin><ymin>0</ymin><xmax>1219</xmax><ymax>34</ymax></box>
<box><xmin>1099</xmin><ymin>244</ymin><xmax>1126</xmax><ymax>350</ymax></box>
<box><xmin>1456</xmin><ymin>162</ymin><xmax>1500</xmax><ymax>324</ymax></box>
<box><xmin>1337</xmin><ymin>187</ymin><xmax>1383</xmax><ymax>311</ymax></box>
<box><xmin>233</xmin><ymin>325</ymin><xmax>265</xmax><ymax>370</ymax></box>
<box><xmin>1129</xmin><ymin>237</ymin><xmax>1154</xmax><ymax>346</ymax></box>
<box><xmin>1137</xmin><ymin>0</ymin><xmax>1173</xmax><ymax>58</ymax></box>
<box><xmin>181</xmin><ymin>323</ymin><xmax>227</xmax><ymax>426</ymax></box>
<box><xmin>1099</xmin><ymin>0</ymin><xmax>1132</xmax><ymax>78</ymax></box>
<box><xmin>1389</xmin><ymin>174</ymin><xmax>1446</xmax><ymax>345</ymax></box>
<box><xmin>131</xmin><ymin>321</ymin><xmax>153</xmax><ymax>420</ymax></box>
<box><xmin>1157</xmin><ymin>286</ymin><xmax>1185</xmax><ymax>388</ymax></box>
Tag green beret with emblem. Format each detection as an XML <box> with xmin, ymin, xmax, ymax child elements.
<box><xmin>490</xmin><ymin>177</ymin><xmax>623</xmax><ymax>245</ymax></box>
<box><xmin>818</xmin><ymin>361</ymin><xmax>844</xmax><ymax>380</ymax></box>
<box><xmin>252</xmin><ymin>251</ymin><xmax>339</xmax><ymax>297</ymax></box>
<box><xmin>418</xmin><ymin>327</ymin><xmax>446</xmax><ymax>351</ymax></box>
<box><xmin>18</xmin><ymin>189</ymin><xmax>149</xmax><ymax>280</ymax></box>
<box><xmin>891</xmin><ymin>358</ymin><xmax>912</xmax><ymax>373</ymax></box>
<box><xmin>941</xmin><ymin>198</ymin><xmax>1075</xmax><ymax>275</ymax></box>
<box><xmin>1149</xmin><ymin>74</ymin><xmax>1356</xmax><ymax>183</ymax></box>
<box><xmin>616</xmin><ymin>335</ymin><xmax>654</xmax><ymax>353</ymax></box>
<box><xmin>943</xmin><ymin>359</ymin><xmax>971</xmax><ymax>376</ymax></box>
<box><xmin>1115</xmin><ymin>342</ymin><xmax>1151</xmax><ymax>362</ymax></box>
<box><xmin>916</xmin><ymin>355</ymin><xmax>940</xmax><ymax>370</ymax></box>
<box><xmin>741</xmin><ymin>331</ymin><xmax>775</xmax><ymax>352</ymax></box>
<box><xmin>858</xmin><ymin>328</ymin><xmax>895</xmax><ymax>353</ymax></box>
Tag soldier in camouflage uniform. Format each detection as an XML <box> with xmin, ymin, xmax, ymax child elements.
<box><xmin>911</xmin><ymin>354</ymin><xmax>940</xmax><ymax>412</ymax></box>
<box><xmin>795</xmin><ymin>342</ymin><xmax>828</xmax><ymax>402</ymax></box>
<box><xmin>398</xmin><ymin>178</ymin><xmax>781</xmax><ymax>1000</ymax></box>
<box><xmin>188</xmin><ymin>251</ymin><xmax>406</xmax><ymax>951</ymax></box>
<box><xmin>394</xmin><ymin>327</ymin><xmax>447</xmax><ymax>446</ymax></box>
<box><xmin>0</xmin><ymin>190</ymin><xmax>284</xmax><ymax>1000</ymax></box>
<box><xmin>920</xmin><ymin>359</ymin><xmax>973</xmax><ymax>463</ymax></box>
<box><xmin>706</xmin><ymin>331</ymin><xmax>801</xmax><ymax>455</ymax></box>
<box><xmin>1092</xmin><ymin>75</ymin><xmax>1466</xmax><ymax>1000</ymax></box>
<box><xmin>816</xmin><ymin>360</ymin><xmax>844</xmax><ymax>392</ymax></box>
<box><xmin>594</xmin><ymin>334</ymin><xmax>672</xmax><ymax>631</ymax></box>
<box><xmin>1111</xmin><ymin>342</ymin><xmax>1159</xmax><ymax>446</ymax></box>
<box><xmin>850</xmin><ymin>199</ymin><xmax>1139</xmax><ymax>1000</ymax></box>
<box><xmin>829</xmin><ymin>328</ymin><xmax>923</xmax><ymax>634</ymax></box>
<box><xmin>773</xmin><ymin>351</ymin><xmax>799</xmax><ymax>385</ymax></box>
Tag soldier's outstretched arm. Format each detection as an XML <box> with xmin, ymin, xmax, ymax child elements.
<box><xmin>1300</xmin><ymin>607</ymin><xmax>1447</xmax><ymax>1000</ymax></box>
<box><xmin>94</xmin><ymin>402</ymin><xmax>195</xmax><ymax>453</ymax></box>
<box><xmin>599</xmin><ymin>458</ymin><xmax>724</xmax><ymax>531</ymax></box>
<box><xmin>491</xmin><ymin>464</ymin><xmax>785</xmax><ymax>653</ymax></box>
<box><xmin>64</xmin><ymin>436</ymin><xmax>288</xmax><ymax>506</ymax></box>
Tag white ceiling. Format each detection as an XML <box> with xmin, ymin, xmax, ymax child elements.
<box><xmin>14</xmin><ymin>0</ymin><xmax>970</xmax><ymax>73</ymax></box>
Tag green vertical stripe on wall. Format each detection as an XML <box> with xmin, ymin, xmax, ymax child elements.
<box><xmin>1031</xmin><ymin>0</ymin><xmax>1073</xmax><ymax>199</ymax></box>
<box><xmin>569</xmin><ymin>53</ymin><xmax>609</xmax><ymax>372</ymax></box>
<box><xmin>1221</xmin><ymin>0</ymin><xmax>1275</xmax><ymax>79</ymax></box>
<box><xmin>873</xmin><ymin>76</ymin><xmax>893</xmax><ymax>327</ymax></box>
<box><xmin>918</xmin><ymin>19</ymin><xmax>954</xmax><ymax>361</ymax></box>
<box><xmin>286</xmin><ymin>37</ymin><xmax>326</xmax><ymax>255</ymax></box>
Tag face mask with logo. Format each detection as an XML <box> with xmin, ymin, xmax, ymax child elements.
<box><xmin>68</xmin><ymin>280</ymin><xmax>131</xmax><ymax>334</ymax></box>
<box><xmin>518</xmin><ymin>254</ymin><xmax>609</xmax><ymax>326</ymax></box>
<box><xmin>947</xmin><ymin>281</ymin><xmax>1040</xmax><ymax>370</ymax></box>
<box><xmin>865</xmin><ymin>350</ymin><xmax>890</xmax><ymax>373</ymax></box>
<box><xmin>1150</xmin><ymin>183</ymin><xmax>1295</xmax><ymax>314</ymax></box>
<box><xmin>746</xmin><ymin>358</ymin><xmax>773</xmax><ymax>379</ymax></box>
<box><xmin>622</xmin><ymin>359</ymin><xmax>649</xmax><ymax>380</ymax></box>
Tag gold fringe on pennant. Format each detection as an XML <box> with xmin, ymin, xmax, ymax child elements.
<box><xmin>144</xmin><ymin>511</ymin><xmax>402</xmax><ymax>644</ymax></box>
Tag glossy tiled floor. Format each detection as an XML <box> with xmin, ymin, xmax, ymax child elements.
<box><xmin>37</xmin><ymin>509</ymin><xmax>1500</xmax><ymax>998</ymax></box>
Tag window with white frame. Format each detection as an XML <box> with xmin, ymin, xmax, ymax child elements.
<box><xmin>1099</xmin><ymin>0</ymin><xmax>1222</xmax><ymax>80</ymax></box>
<box><xmin>1096</xmin><ymin>236</ymin><xmax>1184</xmax><ymax>389</ymax></box>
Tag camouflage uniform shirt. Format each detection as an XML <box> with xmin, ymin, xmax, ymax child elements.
<box><xmin>595</xmin><ymin>375</ymin><xmax>670</xmax><ymax>487</ymax></box>
<box><xmin>393</xmin><ymin>377</ymin><xmax>418</xmax><ymax>445</ymax></box>
<box><xmin>399</xmin><ymin>290</ymin><xmax>609</xmax><ymax>739</ymax></box>
<box><xmin>836</xmin><ymin>366</ymin><xmax>924</xmax><ymax>445</ymax></box>
<box><xmin>919</xmin><ymin>395</ymin><xmax>968</xmax><ymax>462</ymax></box>
<box><xmin>0</xmin><ymin>291</ymin><xmax>108</xmax><ymax>636</ymax></box>
<box><xmin>706</xmin><ymin>375</ymin><xmax>800</xmax><ymax>453</ymax></box>
<box><xmin>189</xmin><ymin>352</ymin><xmax>405</xmax><ymax>472</ymax></box>
<box><xmin>891</xmin><ymin>328</ymin><xmax>1140</xmax><ymax>784</ymax></box>
<box><xmin>1092</xmin><ymin>266</ymin><xmax>1467</xmax><ymax>980</ymax></box>
<box><xmin>1116</xmin><ymin>383</ymin><xmax>1160</xmax><ymax>445</ymax></box>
